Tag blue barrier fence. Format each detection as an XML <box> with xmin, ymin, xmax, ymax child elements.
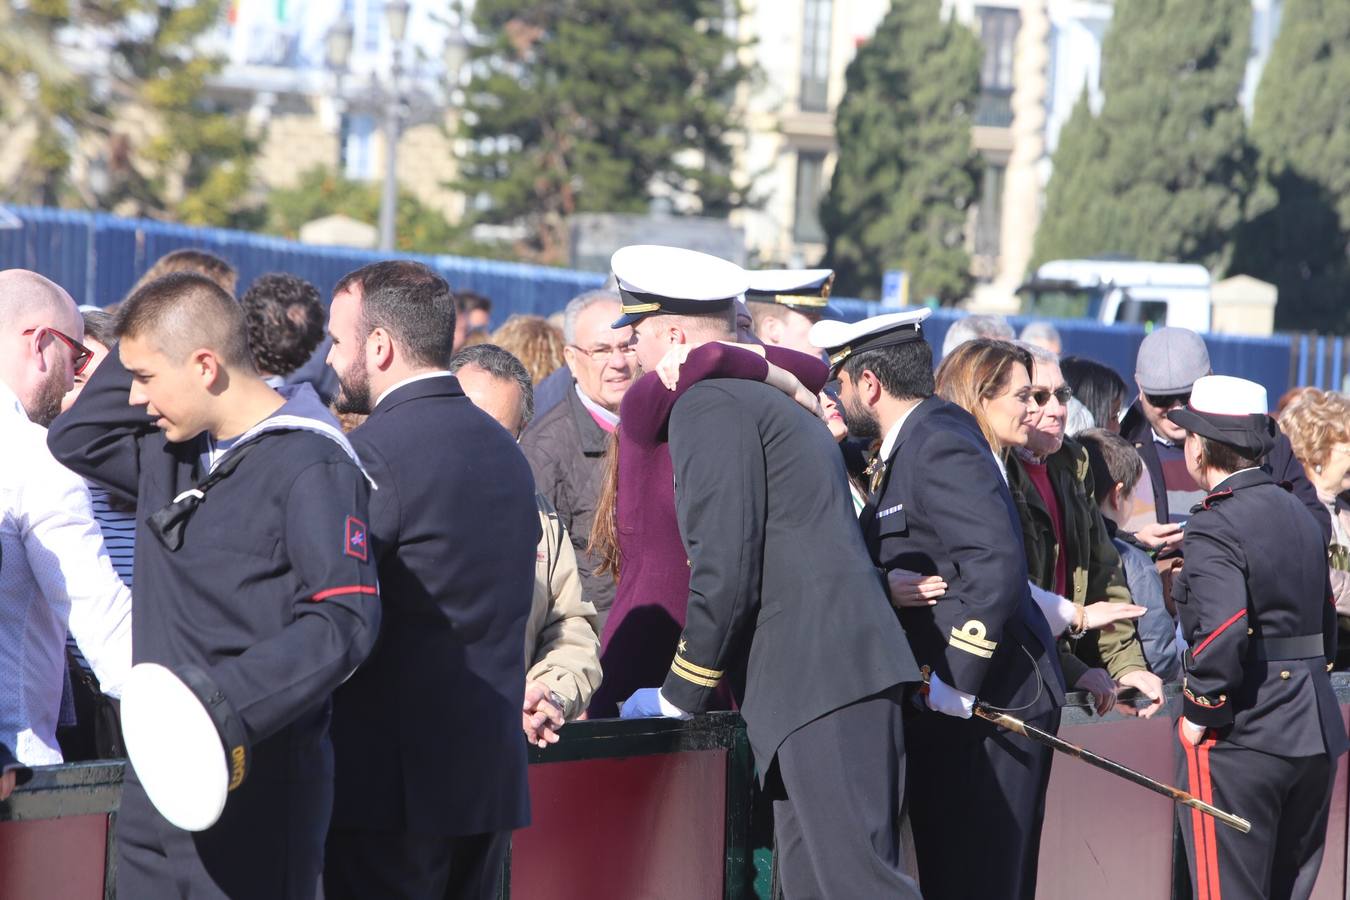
<box><xmin>0</xmin><ymin>205</ymin><xmax>1311</xmax><ymax>402</ymax></box>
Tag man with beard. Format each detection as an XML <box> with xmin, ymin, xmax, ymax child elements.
<box><xmin>811</xmin><ymin>310</ymin><xmax>1065</xmax><ymax>900</ymax></box>
<box><xmin>614</xmin><ymin>245</ymin><xmax>921</xmax><ymax>898</ymax></box>
<box><xmin>0</xmin><ymin>269</ymin><xmax>132</xmax><ymax>767</ymax></box>
<box><xmin>48</xmin><ymin>272</ymin><xmax>379</xmax><ymax>898</ymax></box>
<box><xmin>322</xmin><ymin>261</ymin><xmax>538</xmax><ymax>900</ymax></box>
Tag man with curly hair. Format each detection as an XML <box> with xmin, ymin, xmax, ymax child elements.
<box><xmin>241</xmin><ymin>273</ymin><xmax>326</xmax><ymax>387</ymax></box>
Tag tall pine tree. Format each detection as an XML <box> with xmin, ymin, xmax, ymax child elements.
<box><xmin>457</xmin><ymin>1</ymin><xmax>753</xmax><ymax>264</ymax></box>
<box><xmin>1233</xmin><ymin>0</ymin><xmax>1350</xmax><ymax>333</ymax></box>
<box><xmin>1033</xmin><ymin>0</ymin><xmax>1254</xmax><ymax>273</ymax></box>
<box><xmin>820</xmin><ymin>0</ymin><xmax>981</xmax><ymax>303</ymax></box>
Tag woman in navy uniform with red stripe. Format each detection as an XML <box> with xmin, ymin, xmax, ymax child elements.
<box><xmin>1169</xmin><ymin>375</ymin><xmax>1349</xmax><ymax>900</ymax></box>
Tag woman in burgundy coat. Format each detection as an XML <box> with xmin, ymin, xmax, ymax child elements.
<box><xmin>587</xmin><ymin>341</ymin><xmax>828</xmax><ymax>717</ymax></box>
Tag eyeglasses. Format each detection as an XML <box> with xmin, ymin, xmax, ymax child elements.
<box><xmin>569</xmin><ymin>344</ymin><xmax>637</xmax><ymax>362</ymax></box>
<box><xmin>1144</xmin><ymin>391</ymin><xmax>1190</xmax><ymax>410</ymax></box>
<box><xmin>1031</xmin><ymin>386</ymin><xmax>1073</xmax><ymax>407</ymax></box>
<box><xmin>24</xmin><ymin>327</ymin><xmax>94</xmax><ymax>375</ymax></box>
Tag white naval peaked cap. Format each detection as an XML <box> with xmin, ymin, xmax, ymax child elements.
<box><xmin>1166</xmin><ymin>374</ymin><xmax>1277</xmax><ymax>457</ymax></box>
<box><xmin>745</xmin><ymin>269</ymin><xmax>838</xmax><ymax>316</ymax></box>
<box><xmin>809</xmin><ymin>308</ymin><xmax>933</xmax><ymax>374</ymax></box>
<box><xmin>1187</xmin><ymin>375</ymin><xmax>1268</xmax><ymax>416</ymax></box>
<box><xmin>610</xmin><ymin>245</ymin><xmax>750</xmax><ymax>328</ymax></box>
<box><xmin>121</xmin><ymin>663</ymin><xmax>237</xmax><ymax>831</ymax></box>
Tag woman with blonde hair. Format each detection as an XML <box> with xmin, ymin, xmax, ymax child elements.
<box><xmin>925</xmin><ymin>338</ymin><xmax>1145</xmax><ymax>715</ymax></box>
<box><xmin>1280</xmin><ymin>388</ymin><xmax>1350</xmax><ymax>666</ymax></box>
<box><xmin>492</xmin><ymin>315</ymin><xmax>566</xmax><ymax>384</ymax></box>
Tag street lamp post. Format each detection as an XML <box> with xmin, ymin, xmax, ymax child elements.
<box><xmin>325</xmin><ymin>3</ymin><xmax>467</xmax><ymax>253</ymax></box>
<box><xmin>377</xmin><ymin>0</ymin><xmax>410</xmax><ymax>251</ymax></box>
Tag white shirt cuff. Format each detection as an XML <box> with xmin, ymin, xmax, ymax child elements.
<box><xmin>657</xmin><ymin>691</ymin><xmax>693</xmax><ymax>720</ymax></box>
<box><xmin>1029</xmin><ymin>582</ymin><xmax>1077</xmax><ymax>636</ymax></box>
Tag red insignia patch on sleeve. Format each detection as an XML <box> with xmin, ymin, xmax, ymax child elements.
<box><xmin>344</xmin><ymin>516</ymin><xmax>369</xmax><ymax>562</ymax></box>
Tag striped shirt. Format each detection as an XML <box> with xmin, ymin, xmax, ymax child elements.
<box><xmin>89</xmin><ymin>487</ymin><xmax>135</xmax><ymax>589</ymax></box>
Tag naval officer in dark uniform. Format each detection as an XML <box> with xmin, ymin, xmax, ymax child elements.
<box><xmin>1169</xmin><ymin>375</ymin><xmax>1348</xmax><ymax>900</ymax></box>
<box><xmin>811</xmin><ymin>311</ymin><xmax>1066</xmax><ymax>900</ymax></box>
<box><xmin>614</xmin><ymin>245</ymin><xmax>922</xmax><ymax>899</ymax></box>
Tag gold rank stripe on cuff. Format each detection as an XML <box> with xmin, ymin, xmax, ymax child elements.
<box><xmin>1183</xmin><ymin>685</ymin><xmax>1227</xmax><ymax>709</ymax></box>
<box><xmin>671</xmin><ymin>655</ymin><xmax>724</xmax><ymax>688</ymax></box>
<box><xmin>949</xmin><ymin>621</ymin><xmax>996</xmax><ymax>659</ymax></box>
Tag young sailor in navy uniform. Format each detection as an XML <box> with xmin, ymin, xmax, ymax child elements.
<box><xmin>1169</xmin><ymin>375</ymin><xmax>1348</xmax><ymax>900</ymax></box>
<box><xmin>811</xmin><ymin>312</ymin><xmax>1066</xmax><ymax>900</ymax></box>
<box><xmin>48</xmin><ymin>273</ymin><xmax>380</xmax><ymax>899</ymax></box>
<box><xmin>615</xmin><ymin>246</ymin><xmax>923</xmax><ymax>899</ymax></box>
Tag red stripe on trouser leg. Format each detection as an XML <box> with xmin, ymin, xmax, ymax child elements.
<box><xmin>1181</xmin><ymin>719</ymin><xmax>1210</xmax><ymax>900</ymax></box>
<box><xmin>1197</xmin><ymin>735</ymin><xmax>1222</xmax><ymax>900</ymax></box>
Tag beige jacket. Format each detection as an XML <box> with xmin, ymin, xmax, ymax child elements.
<box><xmin>525</xmin><ymin>496</ymin><xmax>602</xmax><ymax>720</ymax></box>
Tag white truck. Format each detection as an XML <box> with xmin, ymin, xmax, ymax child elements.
<box><xmin>1018</xmin><ymin>259</ymin><xmax>1212</xmax><ymax>332</ymax></box>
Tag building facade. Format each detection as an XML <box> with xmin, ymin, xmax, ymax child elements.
<box><xmin>732</xmin><ymin>0</ymin><xmax>1282</xmax><ymax>307</ymax></box>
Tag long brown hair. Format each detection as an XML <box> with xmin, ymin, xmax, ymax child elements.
<box><xmin>934</xmin><ymin>338</ymin><xmax>1032</xmax><ymax>454</ymax></box>
<box><xmin>587</xmin><ymin>427</ymin><xmax>623</xmax><ymax>580</ymax></box>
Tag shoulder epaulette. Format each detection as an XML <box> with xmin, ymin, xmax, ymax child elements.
<box><xmin>1193</xmin><ymin>488</ymin><xmax>1233</xmax><ymax>513</ymax></box>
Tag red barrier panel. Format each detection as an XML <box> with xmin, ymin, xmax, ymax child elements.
<box><xmin>1037</xmin><ymin>702</ymin><xmax>1350</xmax><ymax>899</ymax></box>
<box><xmin>511</xmin><ymin>751</ymin><xmax>729</xmax><ymax>899</ymax></box>
<box><xmin>0</xmin><ymin>816</ymin><xmax>109</xmax><ymax>900</ymax></box>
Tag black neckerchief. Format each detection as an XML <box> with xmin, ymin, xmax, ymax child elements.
<box><xmin>147</xmin><ymin>436</ymin><xmax>267</xmax><ymax>551</ymax></box>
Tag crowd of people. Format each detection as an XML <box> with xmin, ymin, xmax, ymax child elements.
<box><xmin>1</xmin><ymin>243</ymin><xmax>1347</xmax><ymax>900</ymax></box>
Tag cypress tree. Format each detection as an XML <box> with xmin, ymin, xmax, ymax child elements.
<box><xmin>1234</xmin><ymin>0</ymin><xmax>1350</xmax><ymax>333</ymax></box>
<box><xmin>1033</xmin><ymin>0</ymin><xmax>1254</xmax><ymax>273</ymax></box>
<box><xmin>820</xmin><ymin>0</ymin><xmax>982</xmax><ymax>303</ymax></box>
<box><xmin>457</xmin><ymin>0</ymin><xmax>753</xmax><ymax>264</ymax></box>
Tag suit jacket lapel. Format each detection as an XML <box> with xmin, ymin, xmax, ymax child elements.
<box><xmin>860</xmin><ymin>396</ymin><xmax>941</xmax><ymax>533</ymax></box>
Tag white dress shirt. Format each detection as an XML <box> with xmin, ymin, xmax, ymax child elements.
<box><xmin>0</xmin><ymin>381</ymin><xmax>133</xmax><ymax>764</ymax></box>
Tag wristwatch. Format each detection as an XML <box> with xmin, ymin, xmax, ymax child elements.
<box><xmin>547</xmin><ymin>690</ymin><xmax>568</xmax><ymax>719</ymax></box>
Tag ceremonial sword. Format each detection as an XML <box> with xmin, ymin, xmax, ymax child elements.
<box><xmin>972</xmin><ymin>702</ymin><xmax>1252</xmax><ymax>834</ymax></box>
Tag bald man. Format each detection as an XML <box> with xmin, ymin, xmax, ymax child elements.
<box><xmin>0</xmin><ymin>269</ymin><xmax>90</xmax><ymax>425</ymax></box>
<box><xmin>49</xmin><ymin>272</ymin><xmax>381</xmax><ymax>900</ymax></box>
<box><xmin>0</xmin><ymin>269</ymin><xmax>132</xmax><ymax>768</ymax></box>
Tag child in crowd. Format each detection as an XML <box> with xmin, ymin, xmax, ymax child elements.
<box><xmin>1078</xmin><ymin>428</ymin><xmax>1185</xmax><ymax>681</ymax></box>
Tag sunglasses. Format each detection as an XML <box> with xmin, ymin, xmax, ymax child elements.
<box><xmin>1144</xmin><ymin>391</ymin><xmax>1190</xmax><ymax>410</ymax></box>
<box><xmin>1031</xmin><ymin>386</ymin><xmax>1073</xmax><ymax>406</ymax></box>
<box><xmin>24</xmin><ymin>327</ymin><xmax>94</xmax><ymax>375</ymax></box>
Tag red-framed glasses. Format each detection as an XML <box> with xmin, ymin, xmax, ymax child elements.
<box><xmin>24</xmin><ymin>327</ymin><xmax>94</xmax><ymax>375</ymax></box>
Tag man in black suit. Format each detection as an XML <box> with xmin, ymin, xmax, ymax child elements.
<box><xmin>321</xmin><ymin>261</ymin><xmax>539</xmax><ymax>900</ymax></box>
<box><xmin>612</xmin><ymin>245</ymin><xmax>922</xmax><ymax>899</ymax></box>
<box><xmin>812</xmin><ymin>311</ymin><xmax>1065</xmax><ymax>900</ymax></box>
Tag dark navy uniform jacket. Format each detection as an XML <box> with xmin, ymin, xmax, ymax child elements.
<box><xmin>660</xmin><ymin>380</ymin><xmax>920</xmax><ymax>779</ymax></box>
<box><xmin>861</xmin><ymin>396</ymin><xmax>1064</xmax><ymax>715</ymax></box>
<box><xmin>1174</xmin><ymin>468</ymin><xmax>1349</xmax><ymax>759</ymax></box>
<box><xmin>47</xmin><ymin>346</ymin><xmax>381</xmax><ymax>771</ymax></box>
<box><xmin>330</xmin><ymin>375</ymin><xmax>539</xmax><ymax>837</ymax></box>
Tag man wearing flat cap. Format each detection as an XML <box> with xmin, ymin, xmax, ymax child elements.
<box><xmin>744</xmin><ymin>269</ymin><xmax>835</xmax><ymax>357</ymax></box>
<box><xmin>615</xmin><ymin>245</ymin><xmax>922</xmax><ymax>898</ymax></box>
<box><xmin>1169</xmin><ymin>375</ymin><xmax>1346</xmax><ymax>900</ymax></box>
<box><xmin>812</xmin><ymin>310</ymin><xmax>1065</xmax><ymax>900</ymax></box>
<box><xmin>1121</xmin><ymin>327</ymin><xmax>1327</xmax><ymax>551</ymax></box>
